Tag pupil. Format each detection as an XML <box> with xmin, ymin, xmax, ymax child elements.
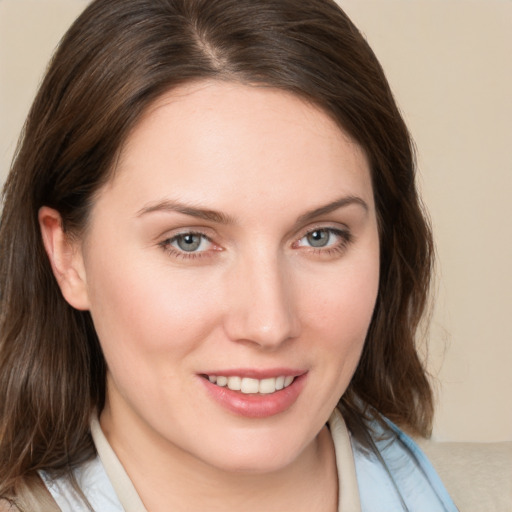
<box><xmin>307</xmin><ymin>230</ymin><xmax>329</xmax><ymax>247</ymax></box>
<box><xmin>177</xmin><ymin>234</ymin><xmax>201</xmax><ymax>251</ymax></box>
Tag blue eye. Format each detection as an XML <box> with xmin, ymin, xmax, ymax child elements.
<box><xmin>167</xmin><ymin>232</ymin><xmax>212</xmax><ymax>253</ymax></box>
<box><xmin>295</xmin><ymin>227</ymin><xmax>352</xmax><ymax>255</ymax></box>
<box><xmin>299</xmin><ymin>228</ymin><xmax>345</xmax><ymax>248</ymax></box>
<box><xmin>305</xmin><ymin>229</ymin><xmax>332</xmax><ymax>248</ymax></box>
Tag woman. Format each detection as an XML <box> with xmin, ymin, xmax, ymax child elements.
<box><xmin>0</xmin><ymin>0</ymin><xmax>458</xmax><ymax>510</ymax></box>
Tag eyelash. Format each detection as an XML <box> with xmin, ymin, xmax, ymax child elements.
<box><xmin>158</xmin><ymin>227</ymin><xmax>353</xmax><ymax>260</ymax></box>
<box><xmin>294</xmin><ymin>227</ymin><xmax>353</xmax><ymax>256</ymax></box>
<box><xmin>158</xmin><ymin>231</ymin><xmax>216</xmax><ymax>260</ymax></box>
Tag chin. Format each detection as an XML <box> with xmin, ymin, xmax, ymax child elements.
<box><xmin>194</xmin><ymin>429</ymin><xmax>312</xmax><ymax>475</ymax></box>
<box><xmin>209</xmin><ymin>451</ymin><xmax>298</xmax><ymax>475</ymax></box>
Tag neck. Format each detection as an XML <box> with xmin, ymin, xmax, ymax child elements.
<box><xmin>99</xmin><ymin>404</ymin><xmax>338</xmax><ymax>512</ymax></box>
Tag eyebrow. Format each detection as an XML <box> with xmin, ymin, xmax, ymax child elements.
<box><xmin>296</xmin><ymin>196</ymin><xmax>369</xmax><ymax>224</ymax></box>
<box><xmin>137</xmin><ymin>195</ymin><xmax>368</xmax><ymax>224</ymax></box>
<box><xmin>136</xmin><ymin>199</ymin><xmax>235</xmax><ymax>224</ymax></box>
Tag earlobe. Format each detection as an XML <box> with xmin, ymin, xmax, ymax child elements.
<box><xmin>38</xmin><ymin>206</ymin><xmax>90</xmax><ymax>311</ymax></box>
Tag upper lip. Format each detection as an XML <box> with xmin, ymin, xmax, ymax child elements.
<box><xmin>200</xmin><ymin>368</ymin><xmax>307</xmax><ymax>379</ymax></box>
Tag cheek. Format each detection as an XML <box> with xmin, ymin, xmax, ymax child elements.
<box><xmin>299</xmin><ymin>249</ymin><xmax>380</xmax><ymax>368</ymax></box>
<box><xmin>305</xmin><ymin>252</ymin><xmax>379</xmax><ymax>325</ymax></box>
<box><xmin>84</xmin><ymin>247</ymin><xmax>223</xmax><ymax>369</ymax></box>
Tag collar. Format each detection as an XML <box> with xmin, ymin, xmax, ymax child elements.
<box><xmin>90</xmin><ymin>409</ymin><xmax>360</xmax><ymax>512</ymax></box>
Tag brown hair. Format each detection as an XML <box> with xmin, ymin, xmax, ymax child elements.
<box><xmin>0</xmin><ymin>0</ymin><xmax>433</xmax><ymax>495</ymax></box>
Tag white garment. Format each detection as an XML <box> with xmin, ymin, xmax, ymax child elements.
<box><xmin>40</xmin><ymin>409</ymin><xmax>459</xmax><ymax>512</ymax></box>
<box><xmin>40</xmin><ymin>456</ymin><xmax>122</xmax><ymax>512</ymax></box>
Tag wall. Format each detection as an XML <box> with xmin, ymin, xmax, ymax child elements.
<box><xmin>1</xmin><ymin>0</ymin><xmax>511</xmax><ymax>442</ymax></box>
<box><xmin>338</xmin><ymin>0</ymin><xmax>512</xmax><ymax>443</ymax></box>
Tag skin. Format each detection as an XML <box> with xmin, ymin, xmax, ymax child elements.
<box><xmin>40</xmin><ymin>81</ymin><xmax>380</xmax><ymax>511</ymax></box>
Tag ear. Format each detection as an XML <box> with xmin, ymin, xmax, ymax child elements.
<box><xmin>38</xmin><ymin>206</ymin><xmax>90</xmax><ymax>310</ymax></box>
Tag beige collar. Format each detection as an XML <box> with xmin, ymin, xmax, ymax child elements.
<box><xmin>90</xmin><ymin>409</ymin><xmax>361</xmax><ymax>512</ymax></box>
<box><xmin>329</xmin><ymin>408</ymin><xmax>363</xmax><ymax>512</ymax></box>
<box><xmin>90</xmin><ymin>415</ymin><xmax>147</xmax><ymax>512</ymax></box>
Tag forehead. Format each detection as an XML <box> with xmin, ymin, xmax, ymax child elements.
<box><xmin>100</xmin><ymin>80</ymin><xmax>374</xmax><ymax>218</ymax></box>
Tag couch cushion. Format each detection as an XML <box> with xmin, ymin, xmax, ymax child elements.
<box><xmin>417</xmin><ymin>439</ymin><xmax>512</xmax><ymax>512</ymax></box>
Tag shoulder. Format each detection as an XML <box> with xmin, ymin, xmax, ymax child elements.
<box><xmin>348</xmin><ymin>414</ymin><xmax>459</xmax><ymax>512</ymax></box>
<box><xmin>40</xmin><ymin>455</ymin><xmax>123</xmax><ymax>511</ymax></box>
<box><xmin>0</xmin><ymin>474</ymin><xmax>61</xmax><ymax>512</ymax></box>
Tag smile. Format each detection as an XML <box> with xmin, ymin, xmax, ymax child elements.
<box><xmin>200</xmin><ymin>372</ymin><xmax>307</xmax><ymax>417</ymax></box>
<box><xmin>206</xmin><ymin>375</ymin><xmax>295</xmax><ymax>394</ymax></box>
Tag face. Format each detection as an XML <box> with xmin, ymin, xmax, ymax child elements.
<box><xmin>76</xmin><ymin>81</ymin><xmax>379</xmax><ymax>473</ymax></box>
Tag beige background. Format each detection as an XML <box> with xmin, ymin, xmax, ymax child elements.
<box><xmin>1</xmin><ymin>0</ymin><xmax>511</xmax><ymax>442</ymax></box>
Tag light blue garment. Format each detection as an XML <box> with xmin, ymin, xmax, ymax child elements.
<box><xmin>40</xmin><ymin>456</ymin><xmax>123</xmax><ymax>512</ymax></box>
<box><xmin>352</xmin><ymin>417</ymin><xmax>459</xmax><ymax>512</ymax></box>
<box><xmin>40</xmin><ymin>413</ymin><xmax>459</xmax><ymax>512</ymax></box>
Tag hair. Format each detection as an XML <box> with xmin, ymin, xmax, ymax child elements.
<box><xmin>0</xmin><ymin>0</ymin><xmax>434</xmax><ymax>497</ymax></box>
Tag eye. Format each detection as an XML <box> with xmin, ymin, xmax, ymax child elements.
<box><xmin>172</xmin><ymin>233</ymin><xmax>208</xmax><ymax>252</ymax></box>
<box><xmin>305</xmin><ymin>229</ymin><xmax>332</xmax><ymax>248</ymax></box>
<box><xmin>294</xmin><ymin>227</ymin><xmax>351</xmax><ymax>253</ymax></box>
<box><xmin>160</xmin><ymin>231</ymin><xmax>214</xmax><ymax>257</ymax></box>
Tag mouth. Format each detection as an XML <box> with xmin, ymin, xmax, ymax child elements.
<box><xmin>203</xmin><ymin>375</ymin><xmax>295</xmax><ymax>395</ymax></box>
<box><xmin>199</xmin><ymin>371</ymin><xmax>307</xmax><ymax>418</ymax></box>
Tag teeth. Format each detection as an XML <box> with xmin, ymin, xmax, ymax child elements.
<box><xmin>259</xmin><ymin>378</ymin><xmax>277</xmax><ymax>394</ymax></box>
<box><xmin>241</xmin><ymin>378</ymin><xmax>259</xmax><ymax>394</ymax></box>
<box><xmin>227</xmin><ymin>376</ymin><xmax>241</xmax><ymax>391</ymax></box>
<box><xmin>207</xmin><ymin>375</ymin><xmax>295</xmax><ymax>394</ymax></box>
<box><xmin>216</xmin><ymin>376</ymin><xmax>228</xmax><ymax>387</ymax></box>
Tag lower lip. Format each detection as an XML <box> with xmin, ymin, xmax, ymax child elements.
<box><xmin>200</xmin><ymin>374</ymin><xmax>307</xmax><ymax>418</ymax></box>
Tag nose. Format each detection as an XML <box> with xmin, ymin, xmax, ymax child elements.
<box><xmin>223</xmin><ymin>251</ymin><xmax>301</xmax><ymax>349</ymax></box>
